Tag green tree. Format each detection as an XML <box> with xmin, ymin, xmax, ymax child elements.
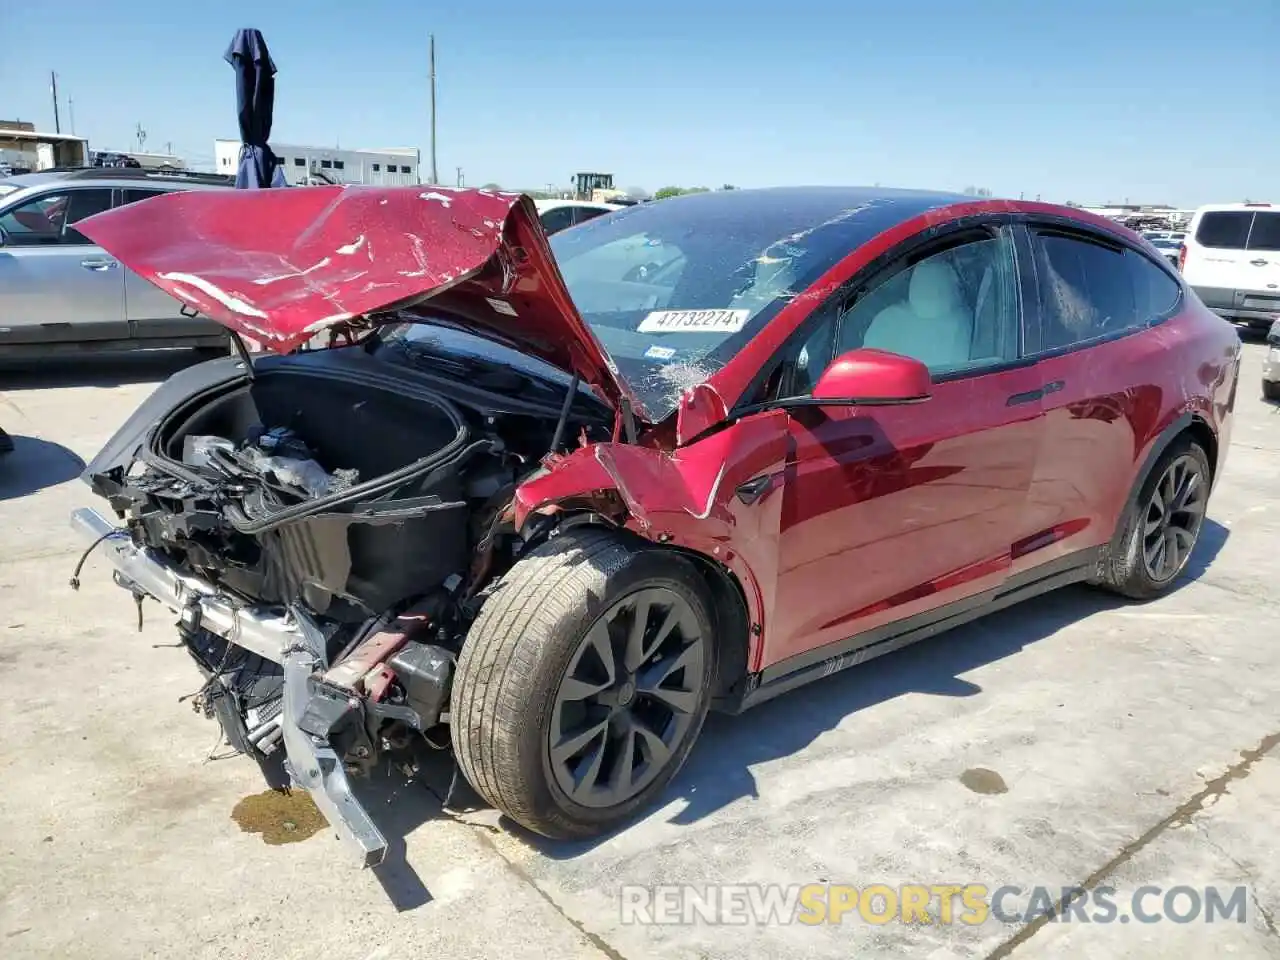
<box><xmin>721</xmin><ymin>184</ymin><xmax>738</xmax><ymax>191</ymax></box>
<box><xmin>653</xmin><ymin>186</ymin><xmax>685</xmax><ymax>200</ymax></box>
<box><xmin>481</xmin><ymin>182</ymin><xmax>502</xmax><ymax>191</ymax></box>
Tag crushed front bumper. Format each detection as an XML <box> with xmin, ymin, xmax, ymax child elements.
<box><xmin>69</xmin><ymin>507</ymin><xmax>389</xmax><ymax>866</ymax></box>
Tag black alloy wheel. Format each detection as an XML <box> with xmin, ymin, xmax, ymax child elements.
<box><xmin>450</xmin><ymin>528</ymin><xmax>717</xmax><ymax>839</ymax></box>
<box><xmin>1140</xmin><ymin>452</ymin><xmax>1208</xmax><ymax>583</ymax></box>
<box><xmin>548</xmin><ymin>587</ymin><xmax>706</xmax><ymax>808</ymax></box>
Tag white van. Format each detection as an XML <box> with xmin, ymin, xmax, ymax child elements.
<box><xmin>1180</xmin><ymin>203</ymin><xmax>1280</xmax><ymax>329</ymax></box>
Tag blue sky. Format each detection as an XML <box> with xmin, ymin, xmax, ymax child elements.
<box><xmin>2</xmin><ymin>1</ymin><xmax>1274</xmax><ymax>205</ymax></box>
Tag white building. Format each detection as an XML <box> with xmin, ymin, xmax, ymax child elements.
<box><xmin>213</xmin><ymin>140</ymin><xmax>420</xmax><ymax>186</ymax></box>
<box><xmin>0</xmin><ymin>124</ymin><xmax>89</xmax><ymax>171</ymax></box>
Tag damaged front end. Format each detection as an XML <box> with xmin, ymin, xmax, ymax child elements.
<box><xmin>67</xmin><ymin>186</ymin><xmax>647</xmax><ymax>865</ymax></box>
<box><xmin>71</xmin><ymin>500</ymin><xmax>466</xmax><ymax>866</ymax></box>
<box><xmin>70</xmin><ymin>354</ymin><xmax>516</xmax><ymax>864</ymax></box>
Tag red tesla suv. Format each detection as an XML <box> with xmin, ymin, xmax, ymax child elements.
<box><xmin>70</xmin><ymin>186</ymin><xmax>1240</xmax><ymax>864</ymax></box>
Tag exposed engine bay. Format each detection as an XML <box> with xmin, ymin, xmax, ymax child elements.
<box><xmin>72</xmin><ymin>345</ymin><xmax>611</xmax><ymax>864</ymax></box>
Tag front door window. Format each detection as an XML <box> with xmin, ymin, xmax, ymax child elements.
<box><xmin>834</xmin><ymin>231</ymin><xmax>1021</xmax><ymax>375</ymax></box>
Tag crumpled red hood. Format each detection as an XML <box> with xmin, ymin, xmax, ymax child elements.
<box><xmin>76</xmin><ymin>185</ymin><xmax>628</xmax><ymax>412</ymax></box>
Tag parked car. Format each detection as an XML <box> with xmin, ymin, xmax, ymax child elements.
<box><xmin>0</xmin><ymin>167</ymin><xmax>235</xmax><ymax>357</ymax></box>
<box><xmin>90</xmin><ymin>151</ymin><xmax>143</xmax><ymax>169</ymax></box>
<box><xmin>1264</xmin><ymin>318</ymin><xmax>1280</xmax><ymax>401</ymax></box>
<box><xmin>1141</xmin><ymin>231</ymin><xmax>1185</xmax><ymax>269</ymax></box>
<box><xmin>69</xmin><ymin>186</ymin><xmax>1240</xmax><ymax>866</ymax></box>
<box><xmin>1179</xmin><ymin>203</ymin><xmax>1280</xmax><ymax>330</ymax></box>
<box><xmin>534</xmin><ymin>198</ymin><xmax>621</xmax><ymax>235</ymax></box>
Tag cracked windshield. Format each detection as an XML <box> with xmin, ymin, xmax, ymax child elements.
<box><xmin>549</xmin><ymin>192</ymin><xmax>881</xmax><ymax>418</ymax></box>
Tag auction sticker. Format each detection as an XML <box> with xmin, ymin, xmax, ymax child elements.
<box><xmin>637</xmin><ymin>309</ymin><xmax>749</xmax><ymax>334</ymax></box>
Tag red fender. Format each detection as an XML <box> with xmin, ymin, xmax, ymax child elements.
<box><xmin>513</xmin><ymin>420</ymin><xmax>789</xmax><ymax>672</ymax></box>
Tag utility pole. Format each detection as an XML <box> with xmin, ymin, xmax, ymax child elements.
<box><xmin>429</xmin><ymin>34</ymin><xmax>438</xmax><ymax>185</ymax></box>
<box><xmin>165</xmin><ymin>141</ymin><xmax>173</xmax><ymax>155</ymax></box>
<box><xmin>50</xmin><ymin>71</ymin><xmax>61</xmax><ymax>133</ymax></box>
<box><xmin>68</xmin><ymin>98</ymin><xmax>76</xmax><ymax>134</ymax></box>
<box><xmin>456</xmin><ymin>166</ymin><xmax>464</xmax><ymax>188</ymax></box>
<box><xmin>136</xmin><ymin>123</ymin><xmax>147</xmax><ymax>153</ymax></box>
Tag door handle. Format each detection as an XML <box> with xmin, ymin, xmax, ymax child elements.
<box><xmin>1006</xmin><ymin>381</ymin><xmax>1064</xmax><ymax>406</ymax></box>
<box><xmin>1251</xmin><ymin>259</ymin><xmax>1269</xmax><ymax>267</ymax></box>
<box><xmin>735</xmin><ymin>474</ymin><xmax>772</xmax><ymax>505</ymax></box>
<box><xmin>80</xmin><ymin>258</ymin><xmax>118</xmax><ymax>271</ymax></box>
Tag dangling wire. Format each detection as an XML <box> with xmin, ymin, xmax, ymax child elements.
<box><xmin>68</xmin><ymin>529</ymin><xmax>117</xmax><ymax>590</ymax></box>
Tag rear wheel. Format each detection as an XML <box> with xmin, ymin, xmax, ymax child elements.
<box><xmin>1099</xmin><ymin>438</ymin><xmax>1211</xmax><ymax>599</ymax></box>
<box><xmin>451</xmin><ymin>528</ymin><xmax>715</xmax><ymax>838</ymax></box>
<box><xmin>1263</xmin><ymin>380</ymin><xmax>1280</xmax><ymax>402</ymax></box>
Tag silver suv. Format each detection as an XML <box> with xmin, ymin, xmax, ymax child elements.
<box><xmin>0</xmin><ymin>168</ymin><xmax>235</xmax><ymax>357</ymax></box>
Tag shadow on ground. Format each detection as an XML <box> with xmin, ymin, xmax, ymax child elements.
<box><xmin>511</xmin><ymin>517</ymin><xmax>1231</xmax><ymax>859</ymax></box>
<box><xmin>238</xmin><ymin>746</ymin><xmax>452</xmax><ymax>912</ymax></box>
<box><xmin>0</xmin><ymin>435</ymin><xmax>86</xmax><ymax>501</ymax></box>
<box><xmin>359</xmin><ymin>748</ymin><xmax>461</xmax><ymax>912</ymax></box>
<box><xmin>0</xmin><ymin>349</ymin><xmax>210</xmax><ymax>391</ymax></box>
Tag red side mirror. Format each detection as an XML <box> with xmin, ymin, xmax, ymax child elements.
<box><xmin>811</xmin><ymin>348</ymin><xmax>932</xmax><ymax>405</ymax></box>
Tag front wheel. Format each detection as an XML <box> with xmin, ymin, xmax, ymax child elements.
<box><xmin>451</xmin><ymin>528</ymin><xmax>715</xmax><ymax>839</ymax></box>
<box><xmin>1098</xmin><ymin>438</ymin><xmax>1211</xmax><ymax>600</ymax></box>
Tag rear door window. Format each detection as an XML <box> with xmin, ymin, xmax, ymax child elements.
<box><xmin>1196</xmin><ymin>212</ymin><xmax>1253</xmax><ymax>249</ymax></box>
<box><xmin>1031</xmin><ymin>231</ymin><xmax>1178</xmax><ymax>350</ymax></box>
<box><xmin>120</xmin><ymin>188</ymin><xmax>167</xmax><ymax>206</ymax></box>
<box><xmin>1130</xmin><ymin>252</ymin><xmax>1182</xmax><ymax>321</ymax></box>
<box><xmin>1246</xmin><ymin>212</ymin><xmax>1280</xmax><ymax>251</ymax></box>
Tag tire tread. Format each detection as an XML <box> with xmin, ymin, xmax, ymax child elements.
<box><xmin>1098</xmin><ymin>436</ymin><xmax>1209</xmax><ymax>600</ymax></box>
<box><xmin>452</xmin><ymin>527</ymin><xmax>650</xmax><ymax>835</ymax></box>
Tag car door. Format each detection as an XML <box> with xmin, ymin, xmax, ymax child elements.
<box><xmin>761</xmin><ymin>221</ymin><xmax>1046</xmax><ymax>669</ymax></box>
<box><xmin>0</xmin><ymin>186</ymin><xmax>123</xmax><ymax>340</ymax></box>
<box><xmin>1014</xmin><ymin>222</ymin><xmax>1186</xmax><ymax>575</ymax></box>
<box><xmin>1242</xmin><ymin>210</ymin><xmax>1280</xmax><ymax>298</ymax></box>
<box><xmin>116</xmin><ymin>186</ymin><xmax>227</xmax><ymax>341</ymax></box>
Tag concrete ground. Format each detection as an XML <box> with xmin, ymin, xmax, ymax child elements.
<box><xmin>1</xmin><ymin>340</ymin><xmax>1277</xmax><ymax>960</ymax></box>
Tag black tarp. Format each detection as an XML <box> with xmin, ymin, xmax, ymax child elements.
<box><xmin>225</xmin><ymin>28</ymin><xmax>287</xmax><ymax>189</ymax></box>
